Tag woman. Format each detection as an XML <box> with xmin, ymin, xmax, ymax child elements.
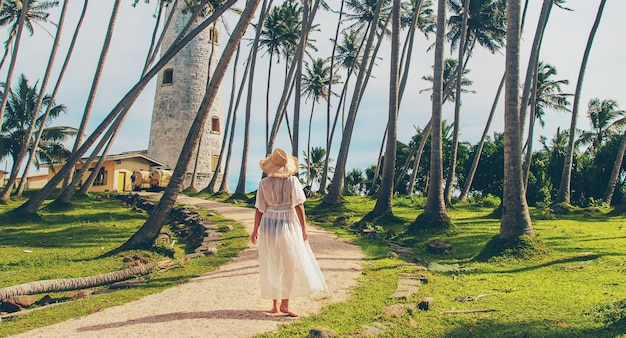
<box><xmin>250</xmin><ymin>148</ymin><xmax>327</xmax><ymax>317</ymax></box>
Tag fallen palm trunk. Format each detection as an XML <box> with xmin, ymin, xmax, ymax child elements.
<box><xmin>0</xmin><ymin>261</ymin><xmax>168</xmax><ymax>300</ymax></box>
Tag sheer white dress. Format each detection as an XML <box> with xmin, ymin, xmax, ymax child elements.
<box><xmin>255</xmin><ymin>176</ymin><xmax>327</xmax><ymax>299</ymax></box>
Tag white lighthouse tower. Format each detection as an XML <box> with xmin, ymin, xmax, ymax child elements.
<box><xmin>147</xmin><ymin>7</ymin><xmax>224</xmax><ymax>190</ymax></box>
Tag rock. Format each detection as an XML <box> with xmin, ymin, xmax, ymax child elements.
<box><xmin>307</xmin><ymin>327</ymin><xmax>335</xmax><ymax>338</ymax></box>
<box><xmin>8</xmin><ymin>295</ymin><xmax>37</xmax><ymax>307</ymax></box>
<box><xmin>0</xmin><ymin>301</ymin><xmax>21</xmax><ymax>313</ymax></box>
<box><xmin>418</xmin><ymin>297</ymin><xmax>435</xmax><ymax>310</ymax></box>
<box><xmin>426</xmin><ymin>239</ymin><xmax>452</xmax><ymax>254</ymax></box>
<box><xmin>387</xmin><ymin>251</ymin><xmax>398</xmax><ymax>259</ymax></box>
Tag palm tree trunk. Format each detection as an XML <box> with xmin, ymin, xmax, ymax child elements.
<box><xmin>0</xmin><ymin>263</ymin><xmax>158</xmax><ymax>300</ymax></box>
<box><xmin>523</xmin><ymin>73</ymin><xmax>539</xmax><ymax>189</ymax></box>
<box><xmin>408</xmin><ymin>120</ymin><xmax>432</xmax><ymax>195</ymax></box>
<box><xmin>444</xmin><ymin>0</ymin><xmax>470</xmax><ymax>205</ymax></box>
<box><xmin>500</xmin><ymin>0</ymin><xmax>533</xmax><ymax>241</ymax></box>
<box><xmin>604</xmin><ymin>130</ymin><xmax>626</xmax><ymax>205</ymax></box>
<box><xmin>459</xmin><ymin>74</ymin><xmax>504</xmax><ymax>201</ymax></box>
<box><xmin>205</xmin><ymin>44</ymin><xmax>244</xmax><ymax>193</ymax></box>
<box><xmin>307</xmin><ymin>102</ymin><xmax>316</xmax><ymax>185</ymax></box>
<box><xmin>12</xmin><ymin>0</ymin><xmax>238</xmax><ymax>215</ymax></box>
<box><xmin>556</xmin><ymin>0</ymin><xmax>606</xmax><ymax>204</ymax></box>
<box><xmin>235</xmin><ymin>0</ymin><xmax>272</xmax><ymax>196</ymax></box>
<box><xmin>372</xmin><ymin>0</ymin><xmax>400</xmax><ymax>216</ymax></box>
<box><xmin>67</xmin><ymin>0</ymin><xmax>120</xmax><ymax>188</ymax></box>
<box><xmin>322</xmin><ymin>0</ymin><xmax>345</xmax><ymax>189</ymax></box>
<box><xmin>15</xmin><ymin>0</ymin><xmax>71</xmax><ymax>197</ymax></box>
<box><xmin>418</xmin><ymin>0</ymin><xmax>450</xmax><ymax>225</ymax></box>
<box><xmin>267</xmin><ymin>0</ymin><xmax>321</xmax><ymax>155</ymax></box>
<box><xmin>142</xmin><ymin>0</ymin><xmax>178</xmax><ymax>75</ymax></box>
<box><xmin>119</xmin><ymin>0</ymin><xmax>261</xmax><ymax>250</ymax></box>
<box><xmin>323</xmin><ymin>0</ymin><xmax>385</xmax><ymax>205</ymax></box>
<box><xmin>0</xmin><ymin>0</ymin><xmax>29</xmax><ymax>201</ymax></box>
<box><xmin>519</xmin><ymin>0</ymin><xmax>552</xmax><ymax>141</ymax></box>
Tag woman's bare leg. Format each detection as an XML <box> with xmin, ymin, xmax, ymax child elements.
<box><xmin>270</xmin><ymin>299</ymin><xmax>279</xmax><ymax>313</ymax></box>
<box><xmin>280</xmin><ymin>299</ymin><xmax>298</xmax><ymax>317</ymax></box>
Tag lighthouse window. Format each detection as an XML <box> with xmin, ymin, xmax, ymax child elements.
<box><xmin>211</xmin><ymin>116</ymin><xmax>220</xmax><ymax>133</ymax></box>
<box><xmin>209</xmin><ymin>27</ymin><xmax>218</xmax><ymax>44</ymax></box>
<box><xmin>162</xmin><ymin>68</ymin><xmax>173</xmax><ymax>85</ymax></box>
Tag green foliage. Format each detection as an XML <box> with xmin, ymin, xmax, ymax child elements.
<box><xmin>467</xmin><ymin>192</ymin><xmax>501</xmax><ymax>207</ymax></box>
<box><xmin>591</xmin><ymin>299</ymin><xmax>626</xmax><ymax>325</ymax></box>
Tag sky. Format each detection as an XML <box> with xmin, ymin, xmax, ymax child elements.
<box><xmin>1</xmin><ymin>0</ymin><xmax>625</xmax><ymax>193</ymax></box>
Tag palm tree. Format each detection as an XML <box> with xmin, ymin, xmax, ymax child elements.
<box><xmin>556</xmin><ymin>0</ymin><xmax>607</xmax><ymax>204</ymax></box>
<box><xmin>119</xmin><ymin>0</ymin><xmax>261</xmax><ymax>250</ymax></box>
<box><xmin>371</xmin><ymin>0</ymin><xmax>400</xmax><ymax>217</ymax></box>
<box><xmin>408</xmin><ymin>0</ymin><xmax>450</xmax><ymax>232</ymax></box>
<box><xmin>319</xmin><ymin>29</ymin><xmax>363</xmax><ymax>192</ymax></box>
<box><xmin>522</xmin><ymin>61</ymin><xmax>571</xmax><ymax>186</ymax></box>
<box><xmin>323</xmin><ymin>0</ymin><xmax>384</xmax><ymax>205</ymax></box>
<box><xmin>235</xmin><ymin>0</ymin><xmax>273</xmax><ymax>197</ymax></box>
<box><xmin>0</xmin><ymin>74</ymin><xmax>75</xmax><ymax>194</ymax></box>
<box><xmin>578</xmin><ymin>98</ymin><xmax>625</xmax><ymax>153</ymax></box>
<box><xmin>13</xmin><ymin>0</ymin><xmax>240</xmax><ymax>215</ymax></box>
<box><xmin>499</xmin><ymin>0</ymin><xmax>534</xmax><ymax>242</ymax></box>
<box><xmin>0</xmin><ymin>0</ymin><xmax>58</xmax><ymax>72</ymax></box>
<box><xmin>604</xmin><ymin>128</ymin><xmax>626</xmax><ymax>205</ymax></box>
<box><xmin>300</xmin><ymin>146</ymin><xmax>332</xmax><ymax>190</ymax></box>
<box><xmin>13</xmin><ymin>0</ymin><xmax>70</xmax><ymax>198</ymax></box>
<box><xmin>301</xmin><ymin>57</ymin><xmax>336</xmax><ymax>185</ymax></box>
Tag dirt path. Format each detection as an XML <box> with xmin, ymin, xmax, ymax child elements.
<box><xmin>12</xmin><ymin>195</ymin><xmax>364</xmax><ymax>338</ymax></box>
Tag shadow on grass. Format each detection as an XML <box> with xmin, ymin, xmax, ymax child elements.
<box><xmin>435</xmin><ymin>316</ymin><xmax>625</xmax><ymax>338</ymax></box>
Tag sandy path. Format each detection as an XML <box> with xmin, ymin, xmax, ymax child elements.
<box><xmin>12</xmin><ymin>195</ymin><xmax>364</xmax><ymax>338</ymax></box>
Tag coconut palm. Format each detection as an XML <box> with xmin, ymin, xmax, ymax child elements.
<box><xmin>0</xmin><ymin>74</ymin><xmax>75</xmax><ymax>195</ymax></box>
<box><xmin>119</xmin><ymin>0</ymin><xmax>260</xmax><ymax>250</ymax></box>
<box><xmin>371</xmin><ymin>0</ymin><xmax>400</xmax><ymax>216</ymax></box>
<box><xmin>499</xmin><ymin>0</ymin><xmax>534</xmax><ymax>242</ymax></box>
<box><xmin>522</xmin><ymin>61</ymin><xmax>571</xmax><ymax>186</ymax></box>
<box><xmin>319</xmin><ymin>28</ymin><xmax>363</xmax><ymax>192</ymax></box>
<box><xmin>407</xmin><ymin>0</ymin><xmax>450</xmax><ymax>232</ymax></box>
<box><xmin>301</xmin><ymin>57</ymin><xmax>337</xmax><ymax>185</ymax></box>
<box><xmin>0</xmin><ymin>0</ymin><xmax>58</xmax><ymax>71</ymax></box>
<box><xmin>323</xmin><ymin>0</ymin><xmax>384</xmax><ymax>205</ymax></box>
<box><xmin>300</xmin><ymin>146</ymin><xmax>332</xmax><ymax>190</ymax></box>
<box><xmin>14</xmin><ymin>0</ymin><xmax>239</xmax><ymax>215</ymax></box>
<box><xmin>577</xmin><ymin>98</ymin><xmax>625</xmax><ymax>153</ymax></box>
<box><xmin>556</xmin><ymin>0</ymin><xmax>607</xmax><ymax>204</ymax></box>
<box><xmin>604</xmin><ymin>129</ymin><xmax>626</xmax><ymax>205</ymax></box>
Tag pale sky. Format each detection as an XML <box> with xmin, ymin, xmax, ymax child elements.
<box><xmin>1</xmin><ymin>0</ymin><xmax>624</xmax><ymax>192</ymax></box>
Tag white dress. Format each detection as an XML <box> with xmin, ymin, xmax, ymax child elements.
<box><xmin>255</xmin><ymin>176</ymin><xmax>327</xmax><ymax>299</ymax></box>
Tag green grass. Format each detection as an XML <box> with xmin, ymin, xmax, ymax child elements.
<box><xmin>0</xmin><ymin>193</ymin><xmax>249</xmax><ymax>337</ymax></box>
<box><xmin>1</xmin><ymin>192</ymin><xmax>626</xmax><ymax>337</ymax></box>
<box><xmin>259</xmin><ymin>195</ymin><xmax>626</xmax><ymax>338</ymax></box>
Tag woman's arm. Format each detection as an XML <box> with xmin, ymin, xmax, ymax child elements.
<box><xmin>294</xmin><ymin>204</ymin><xmax>308</xmax><ymax>241</ymax></box>
<box><xmin>251</xmin><ymin>209</ymin><xmax>263</xmax><ymax>244</ymax></box>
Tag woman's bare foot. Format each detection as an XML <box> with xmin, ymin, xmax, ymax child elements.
<box><xmin>269</xmin><ymin>300</ymin><xmax>279</xmax><ymax>314</ymax></box>
<box><xmin>279</xmin><ymin>299</ymin><xmax>298</xmax><ymax>317</ymax></box>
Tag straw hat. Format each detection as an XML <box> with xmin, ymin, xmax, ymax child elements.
<box><xmin>259</xmin><ymin>148</ymin><xmax>298</xmax><ymax>178</ymax></box>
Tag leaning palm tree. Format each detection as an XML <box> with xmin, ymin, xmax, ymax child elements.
<box><xmin>323</xmin><ymin>0</ymin><xmax>385</xmax><ymax>205</ymax></box>
<box><xmin>604</xmin><ymin>127</ymin><xmax>626</xmax><ymax>205</ymax></box>
<box><xmin>118</xmin><ymin>0</ymin><xmax>261</xmax><ymax>250</ymax></box>
<box><xmin>13</xmin><ymin>0</ymin><xmax>240</xmax><ymax>215</ymax></box>
<box><xmin>15</xmin><ymin>0</ymin><xmax>71</xmax><ymax>198</ymax></box>
<box><xmin>301</xmin><ymin>57</ymin><xmax>336</xmax><ymax>185</ymax></box>
<box><xmin>556</xmin><ymin>0</ymin><xmax>607</xmax><ymax>204</ymax></box>
<box><xmin>522</xmin><ymin>61</ymin><xmax>571</xmax><ymax>187</ymax></box>
<box><xmin>499</xmin><ymin>0</ymin><xmax>534</xmax><ymax>242</ymax></box>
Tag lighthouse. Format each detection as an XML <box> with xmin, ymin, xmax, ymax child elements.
<box><xmin>147</xmin><ymin>7</ymin><xmax>224</xmax><ymax>190</ymax></box>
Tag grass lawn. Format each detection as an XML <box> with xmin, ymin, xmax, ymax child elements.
<box><xmin>0</xmin><ymin>192</ymin><xmax>249</xmax><ymax>337</ymax></box>
<box><xmin>1</xmin><ymin>191</ymin><xmax>625</xmax><ymax>337</ymax></box>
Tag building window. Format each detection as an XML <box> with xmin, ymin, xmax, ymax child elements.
<box><xmin>92</xmin><ymin>168</ymin><xmax>107</xmax><ymax>186</ymax></box>
<box><xmin>209</xmin><ymin>27</ymin><xmax>218</xmax><ymax>44</ymax></box>
<box><xmin>211</xmin><ymin>155</ymin><xmax>219</xmax><ymax>172</ymax></box>
<box><xmin>211</xmin><ymin>116</ymin><xmax>220</xmax><ymax>133</ymax></box>
<box><xmin>162</xmin><ymin>68</ymin><xmax>173</xmax><ymax>85</ymax></box>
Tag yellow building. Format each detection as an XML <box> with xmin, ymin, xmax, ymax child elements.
<box><xmin>50</xmin><ymin>151</ymin><xmax>165</xmax><ymax>193</ymax></box>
